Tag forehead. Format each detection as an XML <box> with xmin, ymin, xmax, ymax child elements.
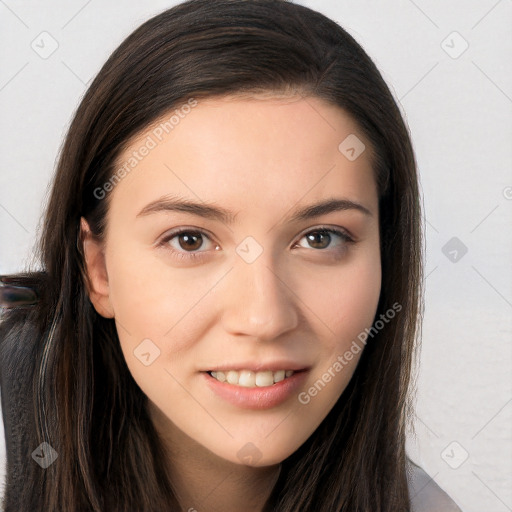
<box><xmin>109</xmin><ymin>95</ymin><xmax>378</xmax><ymax>222</ymax></box>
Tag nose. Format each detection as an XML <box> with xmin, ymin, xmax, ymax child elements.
<box><xmin>220</xmin><ymin>254</ymin><xmax>299</xmax><ymax>341</ymax></box>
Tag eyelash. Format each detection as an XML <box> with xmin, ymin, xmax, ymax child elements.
<box><xmin>158</xmin><ymin>225</ymin><xmax>355</xmax><ymax>262</ymax></box>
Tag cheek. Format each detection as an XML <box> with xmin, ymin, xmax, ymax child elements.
<box><xmin>104</xmin><ymin>246</ymin><xmax>224</xmax><ymax>382</ymax></box>
<box><xmin>105</xmin><ymin>245</ymin><xmax>203</xmax><ymax>335</ymax></box>
<box><xmin>299</xmin><ymin>248</ymin><xmax>382</xmax><ymax>351</ymax></box>
<box><xmin>294</xmin><ymin>251</ymin><xmax>381</xmax><ymax>423</ymax></box>
<box><xmin>104</xmin><ymin>249</ymin><xmax>208</xmax><ymax>405</ymax></box>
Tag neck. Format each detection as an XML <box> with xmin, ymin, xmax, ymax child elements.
<box><xmin>149</xmin><ymin>402</ymin><xmax>282</xmax><ymax>512</ymax></box>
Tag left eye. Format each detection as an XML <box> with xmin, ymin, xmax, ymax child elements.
<box><xmin>295</xmin><ymin>228</ymin><xmax>354</xmax><ymax>250</ymax></box>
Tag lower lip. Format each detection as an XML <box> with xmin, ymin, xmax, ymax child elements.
<box><xmin>203</xmin><ymin>370</ymin><xmax>309</xmax><ymax>410</ymax></box>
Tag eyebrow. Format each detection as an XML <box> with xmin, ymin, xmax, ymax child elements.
<box><xmin>136</xmin><ymin>195</ymin><xmax>373</xmax><ymax>224</ymax></box>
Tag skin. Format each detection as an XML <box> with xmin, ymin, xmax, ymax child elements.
<box><xmin>82</xmin><ymin>93</ymin><xmax>381</xmax><ymax>512</ymax></box>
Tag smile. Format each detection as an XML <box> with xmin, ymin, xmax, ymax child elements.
<box><xmin>204</xmin><ymin>369</ymin><xmax>309</xmax><ymax>409</ymax></box>
<box><xmin>208</xmin><ymin>369</ymin><xmax>295</xmax><ymax>387</ymax></box>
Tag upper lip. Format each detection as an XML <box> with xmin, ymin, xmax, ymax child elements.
<box><xmin>205</xmin><ymin>361</ymin><xmax>311</xmax><ymax>373</ymax></box>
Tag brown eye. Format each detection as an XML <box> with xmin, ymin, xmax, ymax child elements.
<box><xmin>305</xmin><ymin>231</ymin><xmax>332</xmax><ymax>249</ymax></box>
<box><xmin>176</xmin><ymin>232</ymin><xmax>204</xmax><ymax>251</ymax></box>
<box><xmin>159</xmin><ymin>228</ymin><xmax>217</xmax><ymax>262</ymax></box>
<box><xmin>297</xmin><ymin>227</ymin><xmax>353</xmax><ymax>251</ymax></box>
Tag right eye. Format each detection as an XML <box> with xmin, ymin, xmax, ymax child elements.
<box><xmin>159</xmin><ymin>228</ymin><xmax>219</xmax><ymax>261</ymax></box>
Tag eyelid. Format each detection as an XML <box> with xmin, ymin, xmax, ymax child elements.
<box><xmin>294</xmin><ymin>224</ymin><xmax>355</xmax><ymax>244</ymax></box>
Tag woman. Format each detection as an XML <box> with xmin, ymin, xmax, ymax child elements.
<box><xmin>0</xmin><ymin>0</ymin><xmax>462</xmax><ymax>510</ymax></box>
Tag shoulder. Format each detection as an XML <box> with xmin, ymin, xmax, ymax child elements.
<box><xmin>0</xmin><ymin>273</ymin><xmax>48</xmax><ymax>510</ymax></box>
<box><xmin>407</xmin><ymin>459</ymin><xmax>462</xmax><ymax>512</ymax></box>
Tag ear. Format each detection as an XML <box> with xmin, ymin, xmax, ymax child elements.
<box><xmin>80</xmin><ymin>217</ymin><xmax>115</xmax><ymax>318</ymax></box>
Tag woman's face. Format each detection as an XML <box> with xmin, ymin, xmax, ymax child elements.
<box><xmin>83</xmin><ymin>94</ymin><xmax>381</xmax><ymax>466</ymax></box>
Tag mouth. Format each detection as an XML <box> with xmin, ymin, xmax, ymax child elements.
<box><xmin>206</xmin><ymin>369</ymin><xmax>299</xmax><ymax>388</ymax></box>
<box><xmin>203</xmin><ymin>367</ymin><xmax>310</xmax><ymax>409</ymax></box>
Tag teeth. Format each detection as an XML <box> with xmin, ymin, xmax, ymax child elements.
<box><xmin>257</xmin><ymin>370</ymin><xmax>277</xmax><ymax>386</ymax></box>
<box><xmin>226</xmin><ymin>370</ymin><xmax>239</xmax><ymax>385</ymax></box>
<box><xmin>210</xmin><ymin>369</ymin><xmax>296</xmax><ymax>387</ymax></box>
<box><xmin>273</xmin><ymin>370</ymin><xmax>285</xmax><ymax>383</ymax></box>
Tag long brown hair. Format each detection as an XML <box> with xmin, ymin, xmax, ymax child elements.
<box><xmin>0</xmin><ymin>1</ymin><xmax>423</xmax><ymax>510</ymax></box>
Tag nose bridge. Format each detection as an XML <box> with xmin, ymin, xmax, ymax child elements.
<box><xmin>221</xmin><ymin>249</ymin><xmax>298</xmax><ymax>340</ymax></box>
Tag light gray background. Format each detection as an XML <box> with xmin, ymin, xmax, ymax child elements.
<box><xmin>1</xmin><ymin>1</ymin><xmax>511</xmax><ymax>510</ymax></box>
